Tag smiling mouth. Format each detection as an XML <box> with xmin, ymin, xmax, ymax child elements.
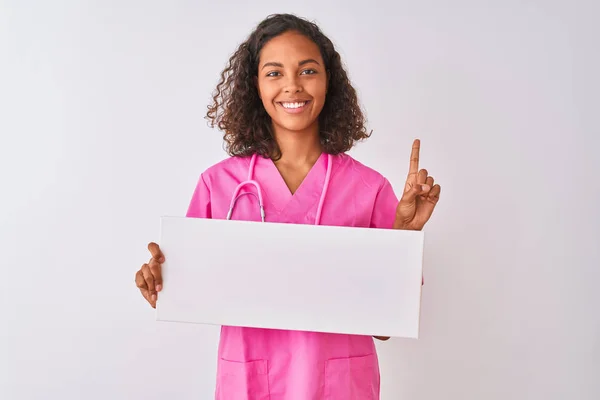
<box><xmin>278</xmin><ymin>100</ymin><xmax>310</xmax><ymax>112</ymax></box>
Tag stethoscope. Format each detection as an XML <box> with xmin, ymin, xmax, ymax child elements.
<box><xmin>226</xmin><ymin>152</ymin><xmax>332</xmax><ymax>225</ymax></box>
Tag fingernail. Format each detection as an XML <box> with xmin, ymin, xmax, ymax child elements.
<box><xmin>152</xmin><ymin>294</ymin><xmax>157</xmax><ymax>302</ymax></box>
<box><xmin>156</xmin><ymin>284</ymin><xmax>162</xmax><ymax>292</ymax></box>
<box><xmin>160</xmin><ymin>257</ymin><xmax>165</xmax><ymax>263</ymax></box>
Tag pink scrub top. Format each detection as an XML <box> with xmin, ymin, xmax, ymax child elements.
<box><xmin>186</xmin><ymin>152</ymin><xmax>400</xmax><ymax>400</ymax></box>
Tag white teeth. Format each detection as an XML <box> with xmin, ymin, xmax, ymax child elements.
<box><xmin>281</xmin><ymin>102</ymin><xmax>306</xmax><ymax>109</ymax></box>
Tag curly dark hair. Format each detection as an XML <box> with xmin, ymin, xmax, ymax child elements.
<box><xmin>205</xmin><ymin>13</ymin><xmax>371</xmax><ymax>160</ymax></box>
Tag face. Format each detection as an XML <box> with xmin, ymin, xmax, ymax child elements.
<box><xmin>256</xmin><ymin>31</ymin><xmax>328</xmax><ymax>136</ymax></box>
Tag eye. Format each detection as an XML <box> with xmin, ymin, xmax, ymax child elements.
<box><xmin>301</xmin><ymin>69</ymin><xmax>317</xmax><ymax>75</ymax></box>
<box><xmin>266</xmin><ymin>71</ymin><xmax>281</xmax><ymax>77</ymax></box>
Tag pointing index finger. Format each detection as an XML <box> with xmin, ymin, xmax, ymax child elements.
<box><xmin>409</xmin><ymin>139</ymin><xmax>420</xmax><ymax>176</ymax></box>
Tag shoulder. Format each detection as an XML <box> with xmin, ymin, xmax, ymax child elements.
<box><xmin>199</xmin><ymin>155</ymin><xmax>251</xmax><ymax>186</ymax></box>
<box><xmin>332</xmin><ymin>153</ymin><xmax>388</xmax><ymax>191</ymax></box>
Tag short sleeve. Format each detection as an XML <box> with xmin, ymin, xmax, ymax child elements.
<box><xmin>369</xmin><ymin>177</ymin><xmax>399</xmax><ymax>229</ymax></box>
<box><xmin>186</xmin><ymin>173</ymin><xmax>212</xmax><ymax>218</ymax></box>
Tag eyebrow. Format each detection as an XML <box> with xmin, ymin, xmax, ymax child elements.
<box><xmin>261</xmin><ymin>59</ymin><xmax>321</xmax><ymax>70</ymax></box>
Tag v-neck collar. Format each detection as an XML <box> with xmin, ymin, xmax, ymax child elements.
<box><xmin>257</xmin><ymin>152</ymin><xmax>328</xmax><ymax>214</ymax></box>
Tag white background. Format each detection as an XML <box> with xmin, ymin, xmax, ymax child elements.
<box><xmin>1</xmin><ymin>1</ymin><xmax>598</xmax><ymax>399</ymax></box>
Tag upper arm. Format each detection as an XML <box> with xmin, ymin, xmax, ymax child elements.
<box><xmin>186</xmin><ymin>173</ymin><xmax>212</xmax><ymax>218</ymax></box>
<box><xmin>369</xmin><ymin>177</ymin><xmax>399</xmax><ymax>229</ymax></box>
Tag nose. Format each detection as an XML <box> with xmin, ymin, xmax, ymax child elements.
<box><xmin>284</xmin><ymin>75</ymin><xmax>303</xmax><ymax>93</ymax></box>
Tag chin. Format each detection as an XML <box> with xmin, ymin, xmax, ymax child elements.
<box><xmin>275</xmin><ymin>120</ymin><xmax>317</xmax><ymax>133</ymax></box>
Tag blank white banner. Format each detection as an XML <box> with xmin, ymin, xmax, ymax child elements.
<box><xmin>156</xmin><ymin>216</ymin><xmax>424</xmax><ymax>338</ymax></box>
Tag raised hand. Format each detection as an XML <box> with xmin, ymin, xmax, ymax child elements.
<box><xmin>393</xmin><ymin>139</ymin><xmax>441</xmax><ymax>231</ymax></box>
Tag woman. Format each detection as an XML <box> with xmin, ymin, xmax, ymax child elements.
<box><xmin>135</xmin><ymin>13</ymin><xmax>440</xmax><ymax>399</ymax></box>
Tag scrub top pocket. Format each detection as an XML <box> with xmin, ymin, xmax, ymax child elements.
<box><xmin>324</xmin><ymin>353</ymin><xmax>378</xmax><ymax>400</ymax></box>
<box><xmin>216</xmin><ymin>358</ymin><xmax>270</xmax><ymax>400</ymax></box>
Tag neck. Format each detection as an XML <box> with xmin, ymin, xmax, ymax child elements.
<box><xmin>272</xmin><ymin>124</ymin><xmax>322</xmax><ymax>166</ymax></box>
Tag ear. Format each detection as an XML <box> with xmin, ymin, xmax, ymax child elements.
<box><xmin>254</xmin><ymin>76</ymin><xmax>261</xmax><ymax>99</ymax></box>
